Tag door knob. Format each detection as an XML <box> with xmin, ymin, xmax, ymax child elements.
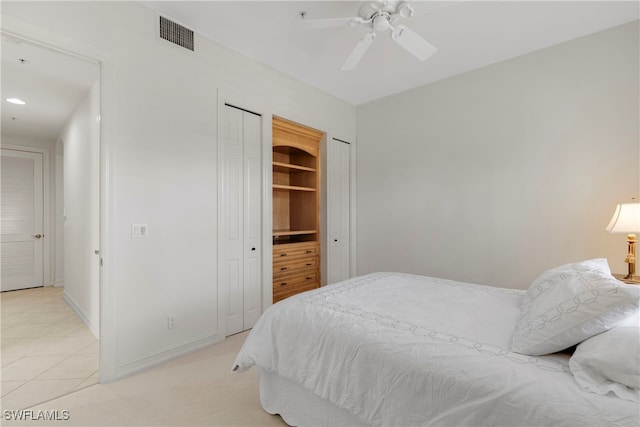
<box><xmin>33</xmin><ymin>234</ymin><xmax>42</xmax><ymax>239</ymax></box>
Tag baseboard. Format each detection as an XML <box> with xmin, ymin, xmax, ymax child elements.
<box><xmin>112</xmin><ymin>334</ymin><xmax>224</xmax><ymax>381</ymax></box>
<box><xmin>63</xmin><ymin>291</ymin><xmax>99</xmax><ymax>338</ymax></box>
<box><xmin>54</xmin><ymin>280</ymin><xmax>64</xmax><ymax>288</ymax></box>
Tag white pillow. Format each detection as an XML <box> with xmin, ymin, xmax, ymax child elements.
<box><xmin>569</xmin><ymin>325</ymin><xmax>640</xmax><ymax>402</ymax></box>
<box><xmin>510</xmin><ymin>259</ymin><xmax>639</xmax><ymax>356</ymax></box>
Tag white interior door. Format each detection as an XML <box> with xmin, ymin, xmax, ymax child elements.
<box><xmin>1</xmin><ymin>149</ymin><xmax>44</xmax><ymax>291</ymax></box>
<box><xmin>221</xmin><ymin>106</ymin><xmax>244</xmax><ymax>335</ymax></box>
<box><xmin>327</xmin><ymin>138</ymin><xmax>351</xmax><ymax>284</ymax></box>
<box><xmin>219</xmin><ymin>104</ymin><xmax>262</xmax><ymax>336</ymax></box>
<box><xmin>242</xmin><ymin>112</ymin><xmax>262</xmax><ymax>328</ymax></box>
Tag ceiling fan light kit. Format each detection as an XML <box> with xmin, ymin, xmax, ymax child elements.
<box><xmin>299</xmin><ymin>0</ymin><xmax>437</xmax><ymax>71</ymax></box>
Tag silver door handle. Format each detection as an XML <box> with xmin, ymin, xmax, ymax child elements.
<box><xmin>33</xmin><ymin>234</ymin><xmax>43</xmax><ymax>239</ymax></box>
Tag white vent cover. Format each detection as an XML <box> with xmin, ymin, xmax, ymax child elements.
<box><xmin>159</xmin><ymin>16</ymin><xmax>194</xmax><ymax>51</ymax></box>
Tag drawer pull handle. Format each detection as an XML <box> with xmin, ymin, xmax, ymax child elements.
<box><xmin>306</xmin><ymin>250</ymin><xmax>312</xmax><ymax>254</ymax></box>
<box><xmin>306</xmin><ymin>263</ymin><xmax>312</xmax><ymax>266</ymax></box>
<box><xmin>280</xmin><ymin>253</ymin><xmax>288</xmax><ymax>257</ymax></box>
<box><xmin>306</xmin><ymin>276</ymin><xmax>312</xmax><ymax>280</ymax></box>
<box><xmin>280</xmin><ymin>267</ymin><xmax>288</xmax><ymax>271</ymax></box>
<box><xmin>280</xmin><ymin>282</ymin><xmax>287</xmax><ymax>286</ymax></box>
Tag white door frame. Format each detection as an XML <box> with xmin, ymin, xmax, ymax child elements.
<box><xmin>2</xmin><ymin>145</ymin><xmax>52</xmax><ymax>288</ymax></box>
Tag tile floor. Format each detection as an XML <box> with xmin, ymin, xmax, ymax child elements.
<box><xmin>1</xmin><ymin>331</ymin><xmax>286</xmax><ymax>427</ymax></box>
<box><xmin>1</xmin><ymin>287</ymin><xmax>98</xmax><ymax>411</ymax></box>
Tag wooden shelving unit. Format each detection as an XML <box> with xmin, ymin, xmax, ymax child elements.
<box><xmin>272</xmin><ymin>116</ymin><xmax>323</xmax><ymax>303</ymax></box>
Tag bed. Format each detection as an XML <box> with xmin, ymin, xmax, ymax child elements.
<box><xmin>233</xmin><ymin>261</ymin><xmax>640</xmax><ymax>427</ymax></box>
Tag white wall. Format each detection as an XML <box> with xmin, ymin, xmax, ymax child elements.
<box><xmin>1</xmin><ymin>135</ymin><xmax>55</xmax><ymax>151</ymax></box>
<box><xmin>356</xmin><ymin>21</ymin><xmax>639</xmax><ymax>289</ymax></box>
<box><xmin>1</xmin><ymin>1</ymin><xmax>356</xmax><ymax>381</ymax></box>
<box><xmin>58</xmin><ymin>81</ymin><xmax>100</xmax><ymax>337</ymax></box>
<box><xmin>54</xmin><ymin>141</ymin><xmax>63</xmax><ymax>286</ymax></box>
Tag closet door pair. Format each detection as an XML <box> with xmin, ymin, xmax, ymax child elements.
<box><xmin>219</xmin><ymin>104</ymin><xmax>262</xmax><ymax>336</ymax></box>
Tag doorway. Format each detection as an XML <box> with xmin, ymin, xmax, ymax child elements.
<box><xmin>1</xmin><ymin>149</ymin><xmax>44</xmax><ymax>291</ymax></box>
<box><xmin>1</xmin><ymin>33</ymin><xmax>101</xmax><ymax>408</ymax></box>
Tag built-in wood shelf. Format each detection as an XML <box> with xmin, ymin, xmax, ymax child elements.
<box><xmin>273</xmin><ymin>229</ymin><xmax>318</xmax><ymax>237</ymax></box>
<box><xmin>273</xmin><ymin>161</ymin><xmax>316</xmax><ymax>173</ymax></box>
<box><xmin>273</xmin><ymin>184</ymin><xmax>316</xmax><ymax>192</ymax></box>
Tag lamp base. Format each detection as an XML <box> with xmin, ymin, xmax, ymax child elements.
<box><xmin>613</xmin><ymin>273</ymin><xmax>640</xmax><ymax>285</ymax></box>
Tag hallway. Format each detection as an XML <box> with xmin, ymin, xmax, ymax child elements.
<box><xmin>1</xmin><ymin>287</ymin><xmax>98</xmax><ymax>410</ymax></box>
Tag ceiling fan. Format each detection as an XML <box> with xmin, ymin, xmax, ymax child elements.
<box><xmin>298</xmin><ymin>0</ymin><xmax>437</xmax><ymax>71</ymax></box>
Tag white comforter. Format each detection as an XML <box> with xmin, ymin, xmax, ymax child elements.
<box><xmin>233</xmin><ymin>272</ymin><xmax>639</xmax><ymax>427</ymax></box>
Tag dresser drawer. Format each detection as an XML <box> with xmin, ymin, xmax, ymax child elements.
<box><xmin>273</xmin><ymin>241</ymin><xmax>318</xmax><ymax>260</ymax></box>
<box><xmin>273</xmin><ymin>271</ymin><xmax>319</xmax><ymax>301</ymax></box>
<box><xmin>273</xmin><ymin>256</ymin><xmax>318</xmax><ymax>278</ymax></box>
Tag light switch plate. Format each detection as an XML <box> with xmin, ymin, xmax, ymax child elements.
<box><xmin>132</xmin><ymin>224</ymin><xmax>148</xmax><ymax>238</ymax></box>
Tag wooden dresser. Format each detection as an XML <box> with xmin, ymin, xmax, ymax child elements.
<box><xmin>273</xmin><ymin>241</ymin><xmax>319</xmax><ymax>303</ymax></box>
<box><xmin>272</xmin><ymin>117</ymin><xmax>323</xmax><ymax>303</ymax></box>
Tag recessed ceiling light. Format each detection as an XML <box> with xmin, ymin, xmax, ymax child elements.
<box><xmin>6</xmin><ymin>98</ymin><xmax>26</xmax><ymax>105</ymax></box>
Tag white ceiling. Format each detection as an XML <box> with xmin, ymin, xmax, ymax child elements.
<box><xmin>1</xmin><ymin>35</ymin><xmax>99</xmax><ymax>141</ymax></box>
<box><xmin>144</xmin><ymin>0</ymin><xmax>639</xmax><ymax>105</ymax></box>
<box><xmin>1</xmin><ymin>2</ymin><xmax>637</xmax><ymax>143</ymax></box>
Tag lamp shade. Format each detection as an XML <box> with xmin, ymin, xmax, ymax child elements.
<box><xmin>605</xmin><ymin>203</ymin><xmax>640</xmax><ymax>233</ymax></box>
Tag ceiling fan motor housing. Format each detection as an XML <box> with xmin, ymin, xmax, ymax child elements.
<box><xmin>372</xmin><ymin>14</ymin><xmax>392</xmax><ymax>32</ymax></box>
<box><xmin>360</xmin><ymin>1</ymin><xmax>413</xmax><ymax>32</ymax></box>
<box><xmin>359</xmin><ymin>0</ymin><xmax>401</xmax><ymax>20</ymax></box>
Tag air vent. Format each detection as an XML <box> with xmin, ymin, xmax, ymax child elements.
<box><xmin>159</xmin><ymin>16</ymin><xmax>194</xmax><ymax>51</ymax></box>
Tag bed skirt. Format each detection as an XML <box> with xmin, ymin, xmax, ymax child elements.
<box><xmin>259</xmin><ymin>368</ymin><xmax>369</xmax><ymax>427</ymax></box>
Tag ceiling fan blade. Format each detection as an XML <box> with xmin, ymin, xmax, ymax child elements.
<box><xmin>296</xmin><ymin>16</ymin><xmax>365</xmax><ymax>30</ymax></box>
<box><xmin>390</xmin><ymin>24</ymin><xmax>437</xmax><ymax>61</ymax></box>
<box><xmin>341</xmin><ymin>32</ymin><xmax>376</xmax><ymax>71</ymax></box>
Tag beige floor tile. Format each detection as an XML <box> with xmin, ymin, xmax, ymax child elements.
<box><xmin>76</xmin><ymin>340</ymin><xmax>99</xmax><ymax>355</ymax></box>
<box><xmin>1</xmin><ymin>287</ymin><xmax>100</xmax><ymax>413</ymax></box>
<box><xmin>1</xmin><ymin>314</ymin><xmax>24</xmax><ymax>325</ymax></box>
<box><xmin>0</xmin><ymin>290</ymin><xmax>45</xmax><ymax>302</ymax></box>
<box><xmin>1</xmin><ymin>324</ymin><xmax>54</xmax><ymax>339</ymax></box>
<box><xmin>28</xmin><ymin>335</ymin><xmax>97</xmax><ymax>356</ymax></box>
<box><xmin>0</xmin><ymin>331</ymin><xmax>292</xmax><ymax>427</ymax></box>
<box><xmin>73</xmin><ymin>371</ymin><xmax>99</xmax><ymax>390</ymax></box>
<box><xmin>2</xmin><ymin>355</ymin><xmax>68</xmax><ymax>381</ymax></box>
<box><xmin>1</xmin><ymin>338</ymin><xmax>43</xmax><ymax>367</ymax></box>
<box><xmin>37</xmin><ymin>354</ymin><xmax>98</xmax><ymax>380</ymax></box>
<box><xmin>1</xmin><ymin>337</ymin><xmax>41</xmax><ymax>353</ymax></box>
<box><xmin>39</xmin><ymin>323</ymin><xmax>86</xmax><ymax>338</ymax></box>
<box><xmin>26</xmin><ymin>303</ymin><xmax>74</xmax><ymax>314</ymax></box>
<box><xmin>1</xmin><ymin>350</ymin><xmax>27</xmax><ymax>368</ymax></box>
<box><xmin>0</xmin><ymin>304</ymin><xmax>32</xmax><ymax>314</ymax></box>
<box><xmin>66</xmin><ymin>325</ymin><xmax>95</xmax><ymax>338</ymax></box>
<box><xmin>3</xmin><ymin>311</ymin><xmax>80</xmax><ymax>325</ymax></box>
<box><xmin>0</xmin><ymin>379</ymin><xmax>84</xmax><ymax>411</ymax></box>
<box><xmin>1</xmin><ymin>381</ymin><xmax>26</xmax><ymax>397</ymax></box>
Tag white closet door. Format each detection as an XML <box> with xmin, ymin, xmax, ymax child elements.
<box><xmin>327</xmin><ymin>139</ymin><xmax>351</xmax><ymax>284</ymax></box>
<box><xmin>221</xmin><ymin>106</ymin><xmax>245</xmax><ymax>335</ymax></box>
<box><xmin>220</xmin><ymin>104</ymin><xmax>262</xmax><ymax>336</ymax></box>
<box><xmin>242</xmin><ymin>112</ymin><xmax>262</xmax><ymax>329</ymax></box>
<box><xmin>1</xmin><ymin>149</ymin><xmax>44</xmax><ymax>291</ymax></box>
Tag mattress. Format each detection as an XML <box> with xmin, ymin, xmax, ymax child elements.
<box><xmin>233</xmin><ymin>272</ymin><xmax>638</xmax><ymax>426</ymax></box>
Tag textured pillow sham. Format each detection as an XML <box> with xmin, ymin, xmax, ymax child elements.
<box><xmin>510</xmin><ymin>259</ymin><xmax>639</xmax><ymax>356</ymax></box>
<box><xmin>569</xmin><ymin>325</ymin><xmax>640</xmax><ymax>402</ymax></box>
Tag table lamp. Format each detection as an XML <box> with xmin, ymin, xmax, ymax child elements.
<box><xmin>606</xmin><ymin>199</ymin><xmax>640</xmax><ymax>282</ymax></box>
